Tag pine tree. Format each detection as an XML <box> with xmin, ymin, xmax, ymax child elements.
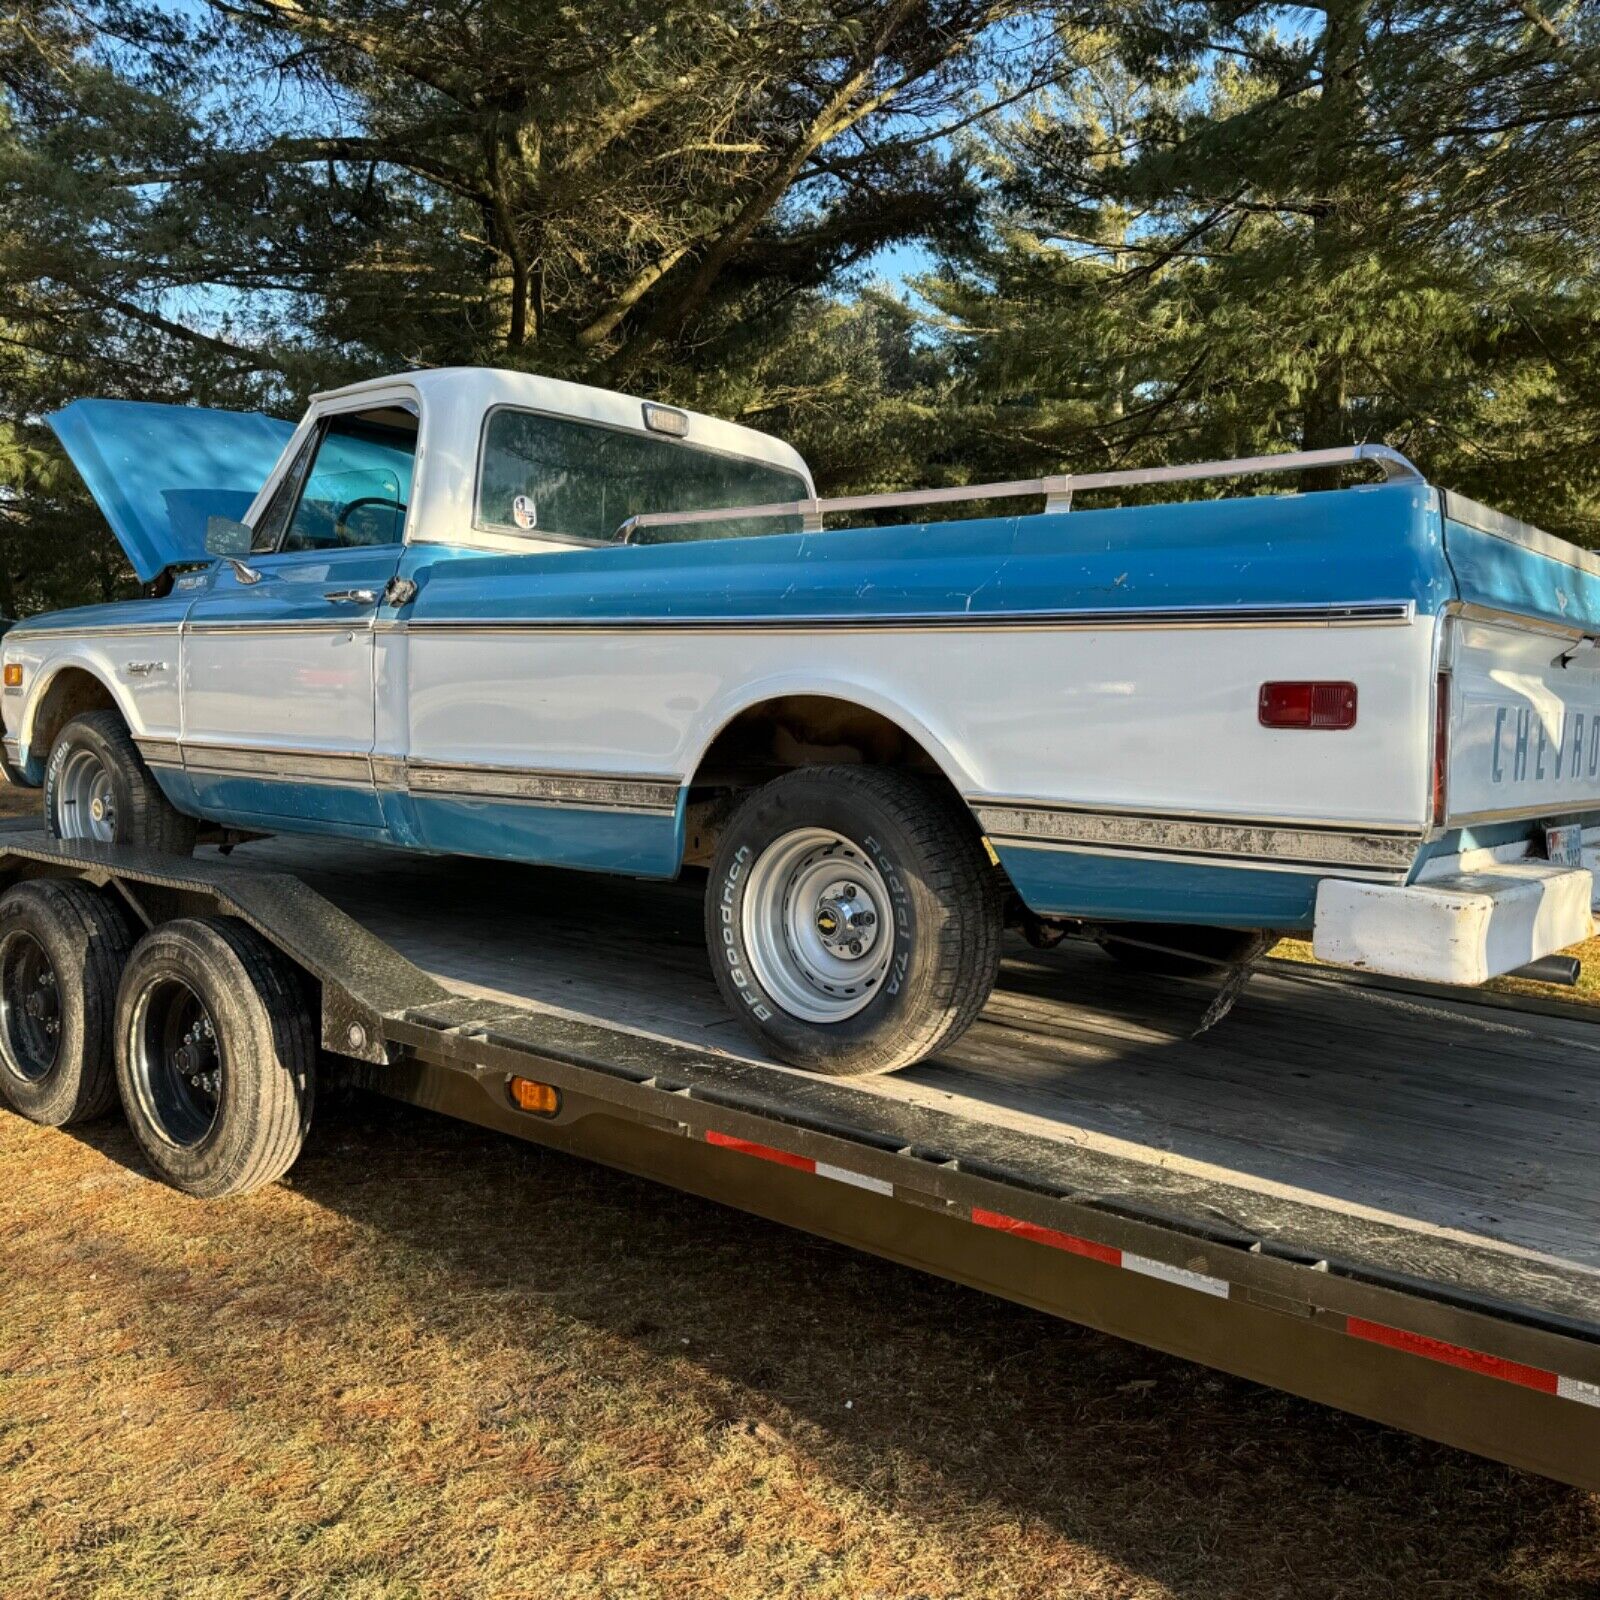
<box><xmin>924</xmin><ymin>2</ymin><xmax>1600</xmax><ymax>539</ymax></box>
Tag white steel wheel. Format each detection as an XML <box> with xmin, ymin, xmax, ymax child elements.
<box><xmin>741</xmin><ymin>827</ymin><xmax>896</xmax><ymax>1023</ymax></box>
<box><xmin>706</xmin><ymin>766</ymin><xmax>1003</xmax><ymax>1077</ymax></box>
<box><xmin>52</xmin><ymin>745</ymin><xmax>118</xmax><ymax>842</ymax></box>
<box><xmin>44</xmin><ymin>711</ymin><xmax>197</xmax><ymax>855</ymax></box>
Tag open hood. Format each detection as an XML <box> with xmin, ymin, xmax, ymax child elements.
<box><xmin>49</xmin><ymin>399</ymin><xmax>297</xmax><ymax>581</ymax></box>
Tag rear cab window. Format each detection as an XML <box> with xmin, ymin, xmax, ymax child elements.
<box><xmin>475</xmin><ymin>408</ymin><xmax>808</xmax><ymax>545</ymax></box>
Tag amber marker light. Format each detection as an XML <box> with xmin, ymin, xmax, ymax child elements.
<box><xmin>3</xmin><ymin>664</ymin><xmax>21</xmax><ymax>688</ymax></box>
<box><xmin>507</xmin><ymin>1076</ymin><xmax>560</xmax><ymax>1115</ymax></box>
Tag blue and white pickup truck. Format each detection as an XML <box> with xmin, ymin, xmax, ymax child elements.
<box><xmin>3</xmin><ymin>367</ymin><xmax>1597</xmax><ymax>1073</ymax></box>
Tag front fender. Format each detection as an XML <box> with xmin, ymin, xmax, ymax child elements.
<box><xmin>8</xmin><ymin>635</ymin><xmax>175</xmax><ymax>779</ymax></box>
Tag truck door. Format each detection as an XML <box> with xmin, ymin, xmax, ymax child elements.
<box><xmin>180</xmin><ymin>402</ymin><xmax>413</xmax><ymax>829</ymax></box>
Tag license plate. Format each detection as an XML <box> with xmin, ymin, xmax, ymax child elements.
<box><xmin>1545</xmin><ymin>822</ymin><xmax>1585</xmax><ymax>867</ymax></box>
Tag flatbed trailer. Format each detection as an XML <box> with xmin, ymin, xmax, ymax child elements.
<box><xmin>1</xmin><ymin>822</ymin><xmax>1596</xmax><ymax>1490</ymax></box>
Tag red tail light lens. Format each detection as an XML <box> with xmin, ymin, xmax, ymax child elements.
<box><xmin>1258</xmin><ymin>681</ymin><xmax>1358</xmax><ymax>729</ymax></box>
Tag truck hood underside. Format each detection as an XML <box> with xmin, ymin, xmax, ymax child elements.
<box><xmin>48</xmin><ymin>399</ymin><xmax>296</xmax><ymax>581</ymax></box>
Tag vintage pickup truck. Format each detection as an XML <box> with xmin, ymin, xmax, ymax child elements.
<box><xmin>2</xmin><ymin>367</ymin><xmax>1596</xmax><ymax>1074</ymax></box>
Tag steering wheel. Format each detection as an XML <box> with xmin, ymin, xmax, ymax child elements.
<box><xmin>334</xmin><ymin>495</ymin><xmax>406</xmax><ymax>544</ymax></box>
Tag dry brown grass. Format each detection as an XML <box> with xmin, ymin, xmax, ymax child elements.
<box><xmin>2</xmin><ymin>1098</ymin><xmax>1598</xmax><ymax>1600</ymax></box>
<box><xmin>2</xmin><ymin>772</ymin><xmax>1598</xmax><ymax>1596</ymax></box>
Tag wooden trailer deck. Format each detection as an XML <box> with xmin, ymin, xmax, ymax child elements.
<box><xmin>231</xmin><ymin>836</ymin><xmax>1600</xmax><ymax>1334</ymax></box>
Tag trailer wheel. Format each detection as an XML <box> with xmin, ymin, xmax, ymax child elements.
<box><xmin>1098</xmin><ymin>923</ymin><xmax>1263</xmax><ymax>977</ymax></box>
<box><xmin>46</xmin><ymin>710</ymin><xmax>197</xmax><ymax>854</ymax></box>
<box><xmin>0</xmin><ymin>880</ymin><xmax>135</xmax><ymax>1126</ymax></box>
<box><xmin>114</xmin><ymin>917</ymin><xmax>314</xmax><ymax>1198</ymax></box>
<box><xmin>707</xmin><ymin>766</ymin><xmax>1002</xmax><ymax>1076</ymax></box>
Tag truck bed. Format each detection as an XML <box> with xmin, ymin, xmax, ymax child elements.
<box><xmin>235</xmin><ymin>835</ymin><xmax>1600</xmax><ymax>1333</ymax></box>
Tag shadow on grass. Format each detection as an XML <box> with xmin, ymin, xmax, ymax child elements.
<box><xmin>55</xmin><ymin>1091</ymin><xmax>1599</xmax><ymax>1600</ymax></box>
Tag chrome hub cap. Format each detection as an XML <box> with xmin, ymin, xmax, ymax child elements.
<box><xmin>54</xmin><ymin>748</ymin><xmax>117</xmax><ymax>843</ymax></box>
<box><xmin>742</xmin><ymin>828</ymin><xmax>895</xmax><ymax>1023</ymax></box>
<box><xmin>0</xmin><ymin>931</ymin><xmax>61</xmax><ymax>1083</ymax></box>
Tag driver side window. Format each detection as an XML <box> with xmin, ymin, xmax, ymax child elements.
<box><xmin>270</xmin><ymin>404</ymin><xmax>418</xmax><ymax>554</ymax></box>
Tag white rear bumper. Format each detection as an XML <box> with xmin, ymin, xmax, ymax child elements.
<box><xmin>1313</xmin><ymin>864</ymin><xmax>1594</xmax><ymax>986</ymax></box>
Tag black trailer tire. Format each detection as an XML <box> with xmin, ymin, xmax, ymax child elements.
<box><xmin>1098</xmin><ymin>923</ymin><xmax>1263</xmax><ymax>977</ymax></box>
<box><xmin>45</xmin><ymin>710</ymin><xmax>197</xmax><ymax>854</ymax></box>
<box><xmin>706</xmin><ymin>766</ymin><xmax>1002</xmax><ymax>1076</ymax></box>
<box><xmin>0</xmin><ymin>879</ymin><xmax>135</xmax><ymax>1126</ymax></box>
<box><xmin>114</xmin><ymin>916</ymin><xmax>315</xmax><ymax>1198</ymax></box>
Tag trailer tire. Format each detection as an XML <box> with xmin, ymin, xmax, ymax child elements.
<box><xmin>46</xmin><ymin>710</ymin><xmax>197</xmax><ymax>854</ymax></box>
<box><xmin>114</xmin><ymin>916</ymin><xmax>314</xmax><ymax>1198</ymax></box>
<box><xmin>0</xmin><ymin>879</ymin><xmax>135</xmax><ymax>1126</ymax></box>
<box><xmin>1098</xmin><ymin>923</ymin><xmax>1262</xmax><ymax>977</ymax></box>
<box><xmin>707</xmin><ymin>766</ymin><xmax>1002</xmax><ymax>1076</ymax></box>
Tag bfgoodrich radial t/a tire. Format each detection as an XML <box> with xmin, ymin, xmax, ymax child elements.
<box><xmin>0</xmin><ymin>879</ymin><xmax>134</xmax><ymax>1126</ymax></box>
<box><xmin>46</xmin><ymin>710</ymin><xmax>197</xmax><ymax>854</ymax></box>
<box><xmin>114</xmin><ymin>917</ymin><xmax>315</xmax><ymax>1198</ymax></box>
<box><xmin>706</xmin><ymin>766</ymin><xmax>1002</xmax><ymax>1076</ymax></box>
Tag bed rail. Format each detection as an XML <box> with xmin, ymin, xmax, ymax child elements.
<box><xmin>616</xmin><ymin>442</ymin><xmax>1424</xmax><ymax>541</ymax></box>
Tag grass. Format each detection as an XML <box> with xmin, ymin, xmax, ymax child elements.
<box><xmin>3</xmin><ymin>1101</ymin><xmax>1598</xmax><ymax>1600</ymax></box>
<box><xmin>1</xmin><ymin>774</ymin><xmax>1598</xmax><ymax>1596</ymax></box>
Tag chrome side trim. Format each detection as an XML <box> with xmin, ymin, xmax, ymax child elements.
<box><xmin>167</xmin><ymin>741</ymin><xmax>682</xmax><ymax>815</ymax></box>
<box><xmin>398</xmin><ymin>601</ymin><xmax>1416</xmax><ymax>637</ymax></box>
<box><xmin>134</xmin><ymin>737</ymin><xmax>183</xmax><ymax>770</ymax></box>
<box><xmin>5</xmin><ymin>623</ymin><xmax>180</xmax><ymax>642</ymax></box>
<box><xmin>984</xmin><ymin>835</ymin><xmax>1406</xmax><ymax>881</ymax></box>
<box><xmin>1442</xmin><ymin>491</ymin><xmax>1600</xmax><ymax>583</ymax></box>
<box><xmin>182</xmin><ymin>745</ymin><xmax>373</xmax><ymax>786</ymax></box>
<box><xmin>404</xmin><ymin>761</ymin><xmax>680</xmax><ymax>814</ymax></box>
<box><xmin>1448</xmin><ymin>600</ymin><xmax>1589</xmax><ymax>642</ymax></box>
<box><xmin>183</xmin><ymin>621</ymin><xmax>375</xmax><ymax>638</ymax></box>
<box><xmin>974</xmin><ymin>802</ymin><xmax>1420</xmax><ymax>873</ymax></box>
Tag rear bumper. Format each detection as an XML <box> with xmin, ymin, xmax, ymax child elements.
<box><xmin>1313</xmin><ymin>864</ymin><xmax>1594</xmax><ymax>985</ymax></box>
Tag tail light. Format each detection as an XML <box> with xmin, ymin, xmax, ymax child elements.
<box><xmin>1258</xmin><ymin>681</ymin><xmax>1358</xmax><ymax>729</ymax></box>
<box><xmin>1432</xmin><ymin>671</ymin><xmax>1451</xmax><ymax>827</ymax></box>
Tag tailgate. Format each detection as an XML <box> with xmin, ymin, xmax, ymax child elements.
<box><xmin>1443</xmin><ymin>491</ymin><xmax>1600</xmax><ymax>827</ymax></box>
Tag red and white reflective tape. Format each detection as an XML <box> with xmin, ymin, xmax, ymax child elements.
<box><xmin>703</xmin><ymin>1129</ymin><xmax>894</xmax><ymax>1195</ymax></box>
<box><xmin>972</xmin><ymin>1207</ymin><xmax>1229</xmax><ymax>1297</ymax></box>
<box><xmin>701</xmin><ymin>1134</ymin><xmax>1600</xmax><ymax>1408</ymax></box>
<box><xmin>1346</xmin><ymin>1317</ymin><xmax>1600</xmax><ymax>1408</ymax></box>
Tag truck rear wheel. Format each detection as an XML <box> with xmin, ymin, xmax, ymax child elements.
<box><xmin>114</xmin><ymin>916</ymin><xmax>314</xmax><ymax>1197</ymax></box>
<box><xmin>0</xmin><ymin>879</ymin><xmax>134</xmax><ymax>1126</ymax></box>
<box><xmin>706</xmin><ymin>766</ymin><xmax>1002</xmax><ymax>1076</ymax></box>
<box><xmin>46</xmin><ymin>710</ymin><xmax>196</xmax><ymax>854</ymax></box>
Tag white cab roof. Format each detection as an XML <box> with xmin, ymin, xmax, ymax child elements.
<box><xmin>312</xmin><ymin>367</ymin><xmax>812</xmax><ymax>487</ymax></box>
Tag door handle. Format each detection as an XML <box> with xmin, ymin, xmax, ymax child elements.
<box><xmin>323</xmin><ymin>588</ymin><xmax>378</xmax><ymax>605</ymax></box>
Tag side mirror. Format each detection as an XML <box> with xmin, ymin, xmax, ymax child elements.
<box><xmin>204</xmin><ymin>515</ymin><xmax>253</xmax><ymax>557</ymax></box>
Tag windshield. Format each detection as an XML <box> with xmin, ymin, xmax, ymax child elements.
<box><xmin>476</xmin><ymin>407</ymin><xmax>807</xmax><ymax>544</ymax></box>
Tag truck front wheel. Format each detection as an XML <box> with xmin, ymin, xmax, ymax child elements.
<box><xmin>114</xmin><ymin>917</ymin><xmax>315</xmax><ymax>1197</ymax></box>
<box><xmin>46</xmin><ymin>710</ymin><xmax>197</xmax><ymax>854</ymax></box>
<box><xmin>706</xmin><ymin>766</ymin><xmax>1002</xmax><ymax>1076</ymax></box>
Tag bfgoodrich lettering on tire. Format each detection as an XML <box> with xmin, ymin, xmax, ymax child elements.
<box><xmin>114</xmin><ymin>917</ymin><xmax>315</xmax><ymax>1198</ymax></box>
<box><xmin>706</xmin><ymin>766</ymin><xmax>1002</xmax><ymax>1075</ymax></box>
<box><xmin>46</xmin><ymin>709</ymin><xmax>197</xmax><ymax>854</ymax></box>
